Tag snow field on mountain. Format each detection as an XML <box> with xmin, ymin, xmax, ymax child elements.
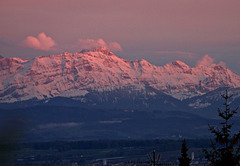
<box><xmin>0</xmin><ymin>47</ymin><xmax>239</xmax><ymax>103</ymax></box>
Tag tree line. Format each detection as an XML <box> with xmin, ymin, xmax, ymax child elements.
<box><xmin>179</xmin><ymin>89</ymin><xmax>240</xmax><ymax>166</ymax></box>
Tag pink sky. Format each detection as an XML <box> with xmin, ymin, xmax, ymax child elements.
<box><xmin>0</xmin><ymin>0</ymin><xmax>239</xmax><ymax>73</ymax></box>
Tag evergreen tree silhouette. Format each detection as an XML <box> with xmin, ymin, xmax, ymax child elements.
<box><xmin>203</xmin><ymin>89</ymin><xmax>240</xmax><ymax>166</ymax></box>
<box><xmin>178</xmin><ymin>139</ymin><xmax>191</xmax><ymax>166</ymax></box>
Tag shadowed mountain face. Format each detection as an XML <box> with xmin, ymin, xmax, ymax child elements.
<box><xmin>0</xmin><ymin>47</ymin><xmax>239</xmax><ymax>104</ymax></box>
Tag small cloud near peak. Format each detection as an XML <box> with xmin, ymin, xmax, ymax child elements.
<box><xmin>77</xmin><ymin>38</ymin><xmax>122</xmax><ymax>52</ymax></box>
<box><xmin>21</xmin><ymin>32</ymin><xmax>57</xmax><ymax>51</ymax></box>
<box><xmin>108</xmin><ymin>42</ymin><xmax>122</xmax><ymax>52</ymax></box>
<box><xmin>197</xmin><ymin>55</ymin><xmax>215</xmax><ymax>67</ymax></box>
<box><xmin>197</xmin><ymin>55</ymin><xmax>228</xmax><ymax>68</ymax></box>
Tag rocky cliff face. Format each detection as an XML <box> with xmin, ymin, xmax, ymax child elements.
<box><xmin>0</xmin><ymin>47</ymin><xmax>240</xmax><ymax>103</ymax></box>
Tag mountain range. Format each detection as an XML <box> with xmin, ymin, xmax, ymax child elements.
<box><xmin>1</xmin><ymin>47</ymin><xmax>240</xmax><ymax>141</ymax></box>
<box><xmin>0</xmin><ymin>47</ymin><xmax>239</xmax><ymax>107</ymax></box>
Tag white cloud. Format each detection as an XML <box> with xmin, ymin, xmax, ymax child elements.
<box><xmin>77</xmin><ymin>38</ymin><xmax>106</xmax><ymax>49</ymax></box>
<box><xmin>77</xmin><ymin>38</ymin><xmax>122</xmax><ymax>52</ymax></box>
<box><xmin>22</xmin><ymin>32</ymin><xmax>57</xmax><ymax>51</ymax></box>
<box><xmin>108</xmin><ymin>42</ymin><xmax>122</xmax><ymax>52</ymax></box>
<box><xmin>21</xmin><ymin>36</ymin><xmax>122</xmax><ymax>53</ymax></box>
<box><xmin>197</xmin><ymin>55</ymin><xmax>215</xmax><ymax>67</ymax></box>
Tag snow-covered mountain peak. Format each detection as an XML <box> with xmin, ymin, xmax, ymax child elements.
<box><xmin>79</xmin><ymin>46</ymin><xmax>114</xmax><ymax>56</ymax></box>
<box><xmin>171</xmin><ymin>60</ymin><xmax>190</xmax><ymax>69</ymax></box>
<box><xmin>0</xmin><ymin>50</ymin><xmax>240</xmax><ymax>103</ymax></box>
<box><xmin>135</xmin><ymin>59</ymin><xmax>153</xmax><ymax>67</ymax></box>
<box><xmin>194</xmin><ymin>62</ymin><xmax>231</xmax><ymax>76</ymax></box>
<box><xmin>162</xmin><ymin>60</ymin><xmax>191</xmax><ymax>74</ymax></box>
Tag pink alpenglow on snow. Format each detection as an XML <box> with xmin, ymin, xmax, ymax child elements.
<box><xmin>0</xmin><ymin>49</ymin><xmax>239</xmax><ymax>103</ymax></box>
<box><xmin>22</xmin><ymin>32</ymin><xmax>57</xmax><ymax>51</ymax></box>
<box><xmin>218</xmin><ymin>61</ymin><xmax>226</xmax><ymax>68</ymax></box>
